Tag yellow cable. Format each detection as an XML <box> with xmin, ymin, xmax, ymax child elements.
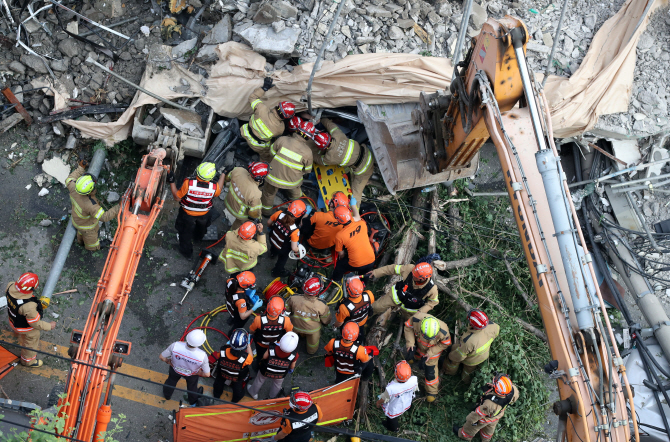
<box><xmin>200</xmin><ymin>305</ymin><xmax>226</xmax><ymax>355</ymax></box>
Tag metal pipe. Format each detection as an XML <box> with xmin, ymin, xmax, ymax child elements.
<box><xmin>611</xmin><ymin>171</ymin><xmax>670</xmax><ymax>188</ymax></box>
<box><xmin>47</xmin><ymin>0</ymin><xmax>130</xmax><ymax>40</ymax></box>
<box><xmin>79</xmin><ymin>17</ymin><xmax>138</xmax><ymax>37</ymax></box>
<box><xmin>451</xmin><ymin>0</ymin><xmax>474</xmax><ymax>80</ymax></box>
<box><xmin>623</xmin><ymin>190</ymin><xmax>662</xmax><ymax>252</ymax></box>
<box><xmin>542</xmin><ymin>0</ymin><xmax>569</xmax><ymax>88</ymax></box>
<box><xmin>85</xmin><ymin>57</ymin><xmax>193</xmax><ymax>111</ymax></box>
<box><xmin>613</xmin><ymin>178</ymin><xmax>670</xmax><ymax>193</ymax></box>
<box><xmin>42</xmin><ymin>148</ymin><xmax>107</xmax><ymax>301</ymax></box>
<box><xmin>306</xmin><ymin>0</ymin><xmax>348</xmax><ymax>116</ymax></box>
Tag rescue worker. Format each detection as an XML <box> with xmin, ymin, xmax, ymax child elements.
<box><xmin>324</xmin><ymin>322</ymin><xmax>374</xmax><ymax>383</ymax></box>
<box><xmin>444</xmin><ymin>309</ymin><xmax>500</xmax><ymax>383</ymax></box>
<box><xmin>213</xmin><ymin>328</ymin><xmax>253</xmax><ymax>403</ymax></box>
<box><xmin>5</xmin><ymin>273</ymin><xmax>55</xmax><ymax>367</ymax></box>
<box><xmin>225</xmin><ymin>271</ymin><xmax>263</xmax><ymax>331</ymax></box>
<box><xmin>375</xmin><ymin>360</ymin><xmax>419</xmax><ymax>433</ymax></box>
<box><xmin>403</xmin><ymin>313</ymin><xmax>451</xmax><ymax>402</ymax></box>
<box><xmin>261</xmin><ymin>118</ymin><xmax>314</xmax><ymax>217</ymax></box>
<box><xmin>313</xmin><ymin>118</ymin><xmax>374</xmax><ymax>208</ymax></box>
<box><xmin>285</xmin><ymin>277</ymin><xmax>331</xmax><ymax>355</ymax></box>
<box><xmin>300</xmin><ymin>191</ymin><xmax>349</xmax><ymax>253</ymax></box>
<box><xmin>331</xmin><ymin>205</ymin><xmax>376</xmax><ymax>282</ymax></box>
<box><xmin>223</xmin><ymin>162</ymin><xmax>268</xmax><ymax>231</ymax></box>
<box><xmin>247</xmin><ymin>331</ymin><xmax>299</xmax><ymax>400</ymax></box>
<box><xmin>250</xmin><ymin>296</ymin><xmax>293</xmax><ymax>356</ymax></box>
<box><xmin>454</xmin><ymin>374</ymin><xmax>519</xmax><ymax>441</ymax></box>
<box><xmin>333</xmin><ymin>276</ymin><xmax>374</xmax><ymax>344</ymax></box>
<box><xmin>218</xmin><ymin>221</ymin><xmax>267</xmax><ymax>274</ymax></box>
<box><xmin>366</xmin><ymin>262</ymin><xmax>438</xmax><ymax>321</ymax></box>
<box><xmin>273</xmin><ymin>391</ymin><xmax>323</xmax><ymax>442</ymax></box>
<box><xmin>65</xmin><ymin>160</ymin><xmax>120</xmax><ymax>251</ymax></box>
<box><xmin>160</xmin><ymin>329</ymin><xmax>210</xmax><ymax>406</ymax></box>
<box><xmin>268</xmin><ymin>200</ymin><xmax>307</xmax><ymax>277</ymax></box>
<box><xmin>241</xmin><ymin>77</ymin><xmax>295</xmax><ymax>163</ymax></box>
<box><xmin>168</xmin><ymin>162</ymin><xmax>226</xmax><ymax>258</ymax></box>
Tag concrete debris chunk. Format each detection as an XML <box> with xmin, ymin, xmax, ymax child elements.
<box><xmin>94</xmin><ymin>0</ymin><xmax>124</xmax><ymax>18</ymax></box>
<box><xmin>253</xmin><ymin>0</ymin><xmax>298</xmax><ymax>24</ymax></box>
<box><xmin>107</xmin><ymin>191</ymin><xmax>120</xmax><ymax>203</ymax></box>
<box><xmin>20</xmin><ymin>55</ymin><xmax>49</xmax><ymax>75</ymax></box>
<box><xmin>526</xmin><ymin>42</ymin><xmax>551</xmax><ymax>55</ymax></box>
<box><xmin>160</xmin><ymin>108</ymin><xmax>204</xmax><ymax>137</ymax></box>
<box><xmin>42</xmin><ymin>157</ymin><xmax>71</xmax><ymax>186</ymax></box>
<box><xmin>39</xmin><ymin>219</ymin><xmax>53</xmax><ymax>227</ymax></box>
<box><xmin>203</xmin><ymin>14</ymin><xmax>233</xmax><ymax>44</ymax></box>
<box><xmin>470</xmin><ymin>2</ymin><xmax>487</xmax><ymax>30</ymax></box>
<box><xmin>234</xmin><ymin>23</ymin><xmax>301</xmax><ymax>56</ymax></box>
<box><xmin>38</xmin><ymin>188</ymin><xmax>50</xmax><ymax>197</ymax></box>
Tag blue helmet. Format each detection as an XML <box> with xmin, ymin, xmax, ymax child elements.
<box><xmin>229</xmin><ymin>328</ymin><xmax>248</xmax><ymax>351</ymax></box>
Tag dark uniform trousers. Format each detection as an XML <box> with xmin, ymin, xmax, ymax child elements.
<box><xmin>163</xmin><ymin>366</ymin><xmax>201</xmax><ymax>405</ymax></box>
<box><xmin>334</xmin><ymin>359</ymin><xmax>374</xmax><ymax>384</ymax></box>
<box><xmin>331</xmin><ymin>258</ymin><xmax>375</xmax><ymax>283</ymax></box>
<box><xmin>175</xmin><ymin>208</ymin><xmax>212</xmax><ymax>257</ymax></box>
<box><xmin>213</xmin><ymin>372</ymin><xmax>247</xmax><ymax>403</ymax></box>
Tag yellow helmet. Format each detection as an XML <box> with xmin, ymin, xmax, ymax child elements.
<box><xmin>75</xmin><ymin>174</ymin><xmax>96</xmax><ymax>195</ymax></box>
<box><xmin>420</xmin><ymin>316</ymin><xmax>440</xmax><ymax>339</ymax></box>
<box><xmin>196</xmin><ymin>162</ymin><xmax>216</xmax><ymax>181</ymax></box>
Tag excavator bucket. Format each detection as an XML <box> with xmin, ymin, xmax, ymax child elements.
<box><xmin>357</xmin><ymin>101</ymin><xmax>479</xmax><ymax>194</ymax></box>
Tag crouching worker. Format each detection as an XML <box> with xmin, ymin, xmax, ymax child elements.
<box><xmin>213</xmin><ymin>328</ymin><xmax>253</xmax><ymax>403</ymax></box>
<box><xmin>225</xmin><ymin>271</ymin><xmax>263</xmax><ymax>332</ymax></box>
<box><xmin>272</xmin><ymin>391</ymin><xmax>322</xmax><ymax>442</ymax></box>
<box><xmin>376</xmin><ymin>361</ymin><xmax>418</xmax><ymax>433</ymax></box>
<box><xmin>247</xmin><ymin>332</ymin><xmax>299</xmax><ymax>400</ymax></box>
<box><xmin>324</xmin><ymin>322</ymin><xmax>374</xmax><ymax>383</ymax></box>
<box><xmin>218</xmin><ymin>221</ymin><xmax>267</xmax><ymax>274</ymax></box>
<box><xmin>285</xmin><ymin>277</ymin><xmax>331</xmax><ymax>355</ymax></box>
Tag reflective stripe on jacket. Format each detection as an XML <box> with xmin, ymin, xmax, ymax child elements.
<box><xmin>180</xmin><ymin>180</ymin><xmax>216</xmax><ymax>213</ymax></box>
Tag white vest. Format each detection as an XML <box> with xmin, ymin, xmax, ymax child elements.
<box><xmin>169</xmin><ymin>341</ymin><xmax>207</xmax><ymax>376</ymax></box>
<box><xmin>382</xmin><ymin>376</ymin><xmax>418</xmax><ymax>418</ymax></box>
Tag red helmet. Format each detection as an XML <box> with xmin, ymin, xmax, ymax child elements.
<box><xmin>266</xmin><ymin>296</ymin><xmax>285</xmax><ymax>318</ymax></box>
<box><xmin>15</xmin><ymin>272</ymin><xmax>39</xmax><ymax>294</ymax></box>
<box><xmin>288</xmin><ymin>116</ymin><xmax>303</xmax><ymax>132</ymax></box>
<box><xmin>395</xmin><ymin>360</ymin><xmax>412</xmax><ymax>382</ymax></box>
<box><xmin>313</xmin><ymin>131</ymin><xmax>332</xmax><ymax>151</ymax></box>
<box><xmin>277</xmin><ymin>101</ymin><xmax>296</xmax><ymax>119</ymax></box>
<box><xmin>248</xmin><ymin>161</ymin><xmax>269</xmax><ymax>182</ymax></box>
<box><xmin>303</xmin><ymin>277</ymin><xmax>321</xmax><ymax>296</ymax></box>
<box><xmin>287</xmin><ymin>200</ymin><xmax>307</xmax><ymax>218</ymax></box>
<box><xmin>494</xmin><ymin>374</ymin><xmax>513</xmax><ymax>396</ymax></box>
<box><xmin>290</xmin><ymin>391</ymin><xmax>313</xmax><ymax>412</ymax></box>
<box><xmin>297</xmin><ymin>120</ymin><xmax>315</xmax><ymax>139</ymax></box>
<box><xmin>411</xmin><ymin>262</ymin><xmax>433</xmax><ymax>283</ymax></box>
<box><xmin>330</xmin><ymin>191</ymin><xmax>349</xmax><ymax>209</ymax></box>
<box><xmin>238</xmin><ymin>221</ymin><xmax>257</xmax><ymax>240</ymax></box>
<box><xmin>342</xmin><ymin>322</ymin><xmax>360</xmax><ymax>341</ymax></box>
<box><xmin>333</xmin><ymin>205</ymin><xmax>352</xmax><ymax>225</ymax></box>
<box><xmin>346</xmin><ymin>277</ymin><xmax>364</xmax><ymax>297</ymax></box>
<box><xmin>237</xmin><ymin>271</ymin><xmax>256</xmax><ymax>289</ymax></box>
<box><xmin>468</xmin><ymin>309</ymin><xmax>489</xmax><ymax>330</ymax></box>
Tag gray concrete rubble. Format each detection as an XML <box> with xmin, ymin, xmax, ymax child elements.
<box><xmin>233</xmin><ymin>21</ymin><xmax>301</xmax><ymax>56</ymax></box>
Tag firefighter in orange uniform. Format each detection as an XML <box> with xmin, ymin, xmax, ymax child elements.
<box><xmin>5</xmin><ymin>273</ymin><xmax>55</xmax><ymax>367</ymax></box>
<box><xmin>250</xmin><ymin>296</ymin><xmax>293</xmax><ymax>356</ymax></box>
<box><xmin>300</xmin><ymin>191</ymin><xmax>348</xmax><ymax>253</ymax></box>
<box><xmin>169</xmin><ymin>162</ymin><xmax>225</xmax><ymax>258</ymax></box>
<box><xmin>324</xmin><ymin>322</ymin><xmax>374</xmax><ymax>383</ymax></box>
<box><xmin>333</xmin><ymin>276</ymin><xmax>374</xmax><ymax>344</ymax></box>
<box><xmin>331</xmin><ymin>205</ymin><xmax>376</xmax><ymax>282</ymax></box>
<box><xmin>285</xmin><ymin>277</ymin><xmax>331</xmax><ymax>355</ymax></box>
<box><xmin>213</xmin><ymin>329</ymin><xmax>253</xmax><ymax>403</ymax></box>
<box><xmin>225</xmin><ymin>271</ymin><xmax>263</xmax><ymax>331</ymax></box>
<box><xmin>223</xmin><ymin>162</ymin><xmax>268</xmax><ymax>231</ymax></box>
<box><xmin>274</xmin><ymin>391</ymin><xmax>323</xmax><ymax>442</ymax></box>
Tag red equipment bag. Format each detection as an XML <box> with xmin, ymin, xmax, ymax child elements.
<box><xmin>325</xmin><ymin>354</ymin><xmax>335</xmax><ymax>367</ymax></box>
<box><xmin>364</xmin><ymin>346</ymin><xmax>379</xmax><ymax>356</ymax></box>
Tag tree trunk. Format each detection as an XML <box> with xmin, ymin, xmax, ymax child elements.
<box><xmin>428</xmin><ymin>190</ymin><xmax>439</xmax><ymax>255</ymax></box>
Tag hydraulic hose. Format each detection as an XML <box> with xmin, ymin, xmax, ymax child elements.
<box><xmin>636</xmin><ymin>336</ymin><xmax>670</xmax><ymax>437</ymax></box>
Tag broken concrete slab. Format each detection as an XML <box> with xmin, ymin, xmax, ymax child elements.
<box><xmin>172</xmin><ymin>38</ymin><xmax>198</xmax><ymax>61</ymax></box>
<box><xmin>203</xmin><ymin>14</ymin><xmax>232</xmax><ymax>44</ymax></box>
<box><xmin>160</xmin><ymin>108</ymin><xmax>204</xmax><ymax>137</ymax></box>
<box><xmin>610</xmin><ymin>140</ymin><xmax>641</xmax><ymax>170</ymax></box>
<box><xmin>644</xmin><ymin>145</ymin><xmax>670</xmax><ymax>178</ymax></box>
<box><xmin>470</xmin><ymin>2</ymin><xmax>487</xmax><ymax>30</ymax></box>
<box><xmin>20</xmin><ymin>54</ymin><xmax>49</xmax><ymax>75</ymax></box>
<box><xmin>42</xmin><ymin>157</ymin><xmax>71</xmax><ymax>186</ymax></box>
<box><xmin>107</xmin><ymin>191</ymin><xmax>120</xmax><ymax>203</ymax></box>
<box><xmin>196</xmin><ymin>45</ymin><xmax>219</xmax><ymax>63</ymax></box>
<box><xmin>234</xmin><ymin>23</ymin><xmax>300</xmax><ymax>57</ymax></box>
<box><xmin>253</xmin><ymin>0</ymin><xmax>298</xmax><ymax>24</ymax></box>
<box><xmin>94</xmin><ymin>0</ymin><xmax>123</xmax><ymax>18</ymax></box>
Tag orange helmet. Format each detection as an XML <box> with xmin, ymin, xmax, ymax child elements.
<box><xmin>266</xmin><ymin>296</ymin><xmax>285</xmax><ymax>318</ymax></box>
<box><xmin>238</xmin><ymin>221</ymin><xmax>257</xmax><ymax>240</ymax></box>
<box><xmin>494</xmin><ymin>374</ymin><xmax>513</xmax><ymax>396</ymax></box>
<box><xmin>346</xmin><ymin>277</ymin><xmax>364</xmax><ymax>297</ymax></box>
<box><xmin>333</xmin><ymin>205</ymin><xmax>352</xmax><ymax>225</ymax></box>
<box><xmin>236</xmin><ymin>271</ymin><xmax>256</xmax><ymax>289</ymax></box>
<box><xmin>303</xmin><ymin>277</ymin><xmax>321</xmax><ymax>296</ymax></box>
<box><xmin>330</xmin><ymin>191</ymin><xmax>348</xmax><ymax>208</ymax></box>
<box><xmin>287</xmin><ymin>200</ymin><xmax>307</xmax><ymax>218</ymax></box>
<box><xmin>15</xmin><ymin>272</ymin><xmax>39</xmax><ymax>294</ymax></box>
<box><xmin>395</xmin><ymin>360</ymin><xmax>412</xmax><ymax>382</ymax></box>
<box><xmin>342</xmin><ymin>322</ymin><xmax>360</xmax><ymax>341</ymax></box>
<box><xmin>411</xmin><ymin>262</ymin><xmax>433</xmax><ymax>283</ymax></box>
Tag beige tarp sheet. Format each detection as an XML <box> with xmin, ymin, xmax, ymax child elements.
<box><xmin>55</xmin><ymin>0</ymin><xmax>663</xmax><ymax>143</ymax></box>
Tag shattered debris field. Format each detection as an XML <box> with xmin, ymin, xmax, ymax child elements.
<box><xmin>1</xmin><ymin>0</ymin><xmax>670</xmax><ymax>441</ymax></box>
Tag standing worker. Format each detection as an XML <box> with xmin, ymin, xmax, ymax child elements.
<box><xmin>213</xmin><ymin>328</ymin><xmax>253</xmax><ymax>403</ymax></box>
<box><xmin>331</xmin><ymin>205</ymin><xmax>376</xmax><ymax>282</ymax></box>
<box><xmin>225</xmin><ymin>271</ymin><xmax>263</xmax><ymax>331</ymax></box>
<box><xmin>261</xmin><ymin>118</ymin><xmax>314</xmax><ymax>217</ymax></box>
<box><xmin>299</xmin><ymin>191</ymin><xmax>349</xmax><ymax>253</ymax></box>
<box><xmin>223</xmin><ymin>162</ymin><xmax>268</xmax><ymax>231</ymax></box>
<box><xmin>218</xmin><ymin>221</ymin><xmax>267</xmax><ymax>274</ymax></box>
<box><xmin>5</xmin><ymin>273</ymin><xmax>55</xmax><ymax>368</ymax></box>
<box><xmin>324</xmin><ymin>322</ymin><xmax>374</xmax><ymax>383</ymax></box>
<box><xmin>159</xmin><ymin>329</ymin><xmax>210</xmax><ymax>406</ymax></box>
<box><xmin>403</xmin><ymin>313</ymin><xmax>451</xmax><ymax>402</ymax></box>
<box><xmin>444</xmin><ymin>309</ymin><xmax>500</xmax><ymax>383</ymax></box>
<box><xmin>454</xmin><ymin>374</ymin><xmax>518</xmax><ymax>441</ymax></box>
<box><xmin>313</xmin><ymin>118</ymin><xmax>374</xmax><ymax>208</ymax></box>
<box><xmin>241</xmin><ymin>77</ymin><xmax>295</xmax><ymax>163</ymax></box>
<box><xmin>249</xmin><ymin>296</ymin><xmax>293</xmax><ymax>356</ymax></box>
<box><xmin>333</xmin><ymin>276</ymin><xmax>374</xmax><ymax>344</ymax></box>
<box><xmin>285</xmin><ymin>277</ymin><xmax>331</xmax><ymax>355</ymax></box>
<box><xmin>268</xmin><ymin>200</ymin><xmax>307</xmax><ymax>278</ymax></box>
<box><xmin>272</xmin><ymin>391</ymin><xmax>323</xmax><ymax>442</ymax></box>
<box><xmin>366</xmin><ymin>262</ymin><xmax>438</xmax><ymax>321</ymax></box>
<box><xmin>65</xmin><ymin>160</ymin><xmax>120</xmax><ymax>251</ymax></box>
<box><xmin>375</xmin><ymin>361</ymin><xmax>419</xmax><ymax>433</ymax></box>
<box><xmin>168</xmin><ymin>162</ymin><xmax>225</xmax><ymax>258</ymax></box>
<box><xmin>247</xmin><ymin>331</ymin><xmax>299</xmax><ymax>400</ymax></box>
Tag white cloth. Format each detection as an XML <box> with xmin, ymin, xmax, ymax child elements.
<box><xmin>381</xmin><ymin>376</ymin><xmax>419</xmax><ymax>418</ymax></box>
<box><xmin>161</xmin><ymin>341</ymin><xmax>210</xmax><ymax>377</ymax></box>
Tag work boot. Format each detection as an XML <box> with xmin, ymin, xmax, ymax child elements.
<box><xmin>452</xmin><ymin>425</ymin><xmax>460</xmax><ymax>437</ymax></box>
<box><xmin>247</xmin><ymin>385</ymin><xmax>258</xmax><ymax>400</ymax></box>
<box><xmin>22</xmin><ymin>359</ymin><xmax>43</xmax><ymax>368</ymax></box>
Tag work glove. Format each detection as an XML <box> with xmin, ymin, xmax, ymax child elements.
<box><xmin>349</xmin><ymin>196</ymin><xmax>357</xmax><ymax>207</ymax></box>
<box><xmin>362</xmin><ymin>271</ymin><xmax>375</xmax><ymax>284</ymax></box>
<box><xmin>79</xmin><ymin>159</ymin><xmax>89</xmax><ymax>168</ymax></box>
<box><xmin>223</xmin><ymin>164</ymin><xmax>235</xmax><ymax>175</ymax></box>
<box><xmin>304</xmin><ymin>204</ymin><xmax>312</xmax><ymax>216</ymax></box>
<box><xmin>39</xmin><ymin>296</ymin><xmax>50</xmax><ymax>309</ymax></box>
<box><xmin>252</xmin><ymin>298</ymin><xmax>264</xmax><ymax>312</ymax></box>
<box><xmin>167</xmin><ymin>171</ymin><xmax>175</xmax><ymax>183</ymax></box>
<box><xmin>287</xmin><ymin>368</ymin><xmax>294</xmax><ymax>374</ymax></box>
<box><xmin>262</xmin><ymin>77</ymin><xmax>274</xmax><ymax>91</ymax></box>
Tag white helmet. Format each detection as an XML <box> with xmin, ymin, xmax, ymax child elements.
<box><xmin>289</xmin><ymin>244</ymin><xmax>307</xmax><ymax>260</ymax></box>
<box><xmin>186</xmin><ymin>329</ymin><xmax>206</xmax><ymax>348</ymax></box>
<box><xmin>279</xmin><ymin>332</ymin><xmax>299</xmax><ymax>353</ymax></box>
